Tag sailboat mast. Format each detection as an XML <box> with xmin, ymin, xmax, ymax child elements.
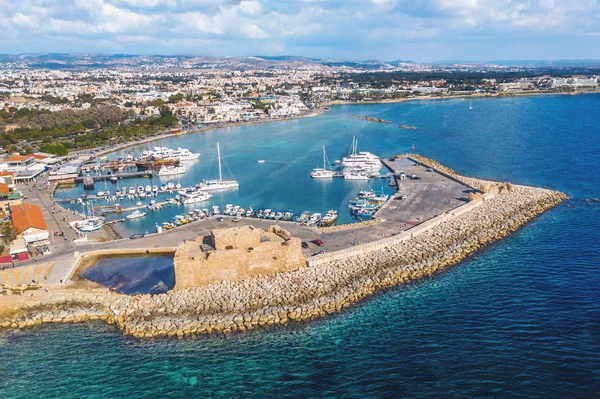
<box><xmin>323</xmin><ymin>146</ymin><xmax>327</xmax><ymax>170</ymax></box>
<box><xmin>217</xmin><ymin>143</ymin><xmax>222</xmax><ymax>182</ymax></box>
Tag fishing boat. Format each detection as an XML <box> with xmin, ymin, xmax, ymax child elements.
<box><xmin>320</xmin><ymin>210</ymin><xmax>338</xmax><ymax>226</ymax></box>
<box><xmin>284</xmin><ymin>210</ymin><xmax>294</xmax><ymax>221</ymax></box>
<box><xmin>296</xmin><ymin>211</ymin><xmax>311</xmax><ymax>223</ymax></box>
<box><xmin>307</xmin><ymin>213</ymin><xmax>322</xmax><ymax>226</ymax></box>
<box><xmin>158</xmin><ymin>165</ymin><xmax>187</xmax><ymax>177</ymax></box>
<box><xmin>126</xmin><ymin>210</ymin><xmax>147</xmax><ymax>220</ymax></box>
<box><xmin>83</xmin><ymin>176</ymin><xmax>94</xmax><ymax>190</ymax></box>
<box><xmin>311</xmin><ymin>146</ymin><xmax>337</xmax><ymax>178</ymax></box>
<box><xmin>75</xmin><ymin>216</ymin><xmax>105</xmax><ymax>232</ymax></box>
<box><xmin>110</xmin><ymin>176</ymin><xmax>118</xmax><ymax>183</ymax></box>
<box><xmin>197</xmin><ymin>143</ymin><xmax>239</xmax><ymax>191</ymax></box>
<box><xmin>135</xmin><ymin>159</ymin><xmax>180</xmax><ymax>170</ymax></box>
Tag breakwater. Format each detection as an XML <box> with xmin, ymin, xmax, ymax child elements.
<box><xmin>0</xmin><ymin>159</ymin><xmax>566</xmax><ymax>338</ymax></box>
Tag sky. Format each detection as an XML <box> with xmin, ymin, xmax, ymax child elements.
<box><xmin>1</xmin><ymin>0</ymin><xmax>599</xmax><ymax>62</ymax></box>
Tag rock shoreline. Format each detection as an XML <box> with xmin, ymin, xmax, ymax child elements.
<box><xmin>1</xmin><ymin>167</ymin><xmax>566</xmax><ymax>338</ymax></box>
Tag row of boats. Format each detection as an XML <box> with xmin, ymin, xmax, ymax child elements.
<box><xmin>129</xmin><ymin>204</ymin><xmax>340</xmax><ymax>229</ymax></box>
<box><xmin>348</xmin><ymin>188</ymin><xmax>389</xmax><ymax>218</ymax></box>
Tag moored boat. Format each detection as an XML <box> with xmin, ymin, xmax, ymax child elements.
<box><xmin>126</xmin><ymin>210</ymin><xmax>147</xmax><ymax>220</ymax></box>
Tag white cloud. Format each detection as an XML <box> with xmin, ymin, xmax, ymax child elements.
<box><xmin>238</xmin><ymin>0</ymin><xmax>262</xmax><ymax>15</ymax></box>
<box><xmin>241</xmin><ymin>23</ymin><xmax>269</xmax><ymax>38</ymax></box>
<box><xmin>0</xmin><ymin>0</ymin><xmax>598</xmax><ymax>59</ymax></box>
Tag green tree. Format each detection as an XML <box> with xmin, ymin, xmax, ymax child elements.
<box><xmin>39</xmin><ymin>142</ymin><xmax>68</xmax><ymax>156</ymax></box>
<box><xmin>0</xmin><ymin>222</ymin><xmax>15</xmax><ymax>244</ymax></box>
<box><xmin>168</xmin><ymin>93</ymin><xmax>184</xmax><ymax>103</ymax></box>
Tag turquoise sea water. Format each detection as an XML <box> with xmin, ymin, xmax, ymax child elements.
<box><xmin>2</xmin><ymin>94</ymin><xmax>600</xmax><ymax>397</ymax></box>
<box><xmin>56</xmin><ymin>108</ymin><xmax>402</xmax><ymax>234</ymax></box>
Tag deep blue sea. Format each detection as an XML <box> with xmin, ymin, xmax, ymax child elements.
<box><xmin>2</xmin><ymin>94</ymin><xmax>600</xmax><ymax>398</ymax></box>
<box><xmin>82</xmin><ymin>256</ymin><xmax>175</xmax><ymax>295</ymax></box>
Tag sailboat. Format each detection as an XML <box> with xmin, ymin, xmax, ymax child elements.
<box><xmin>311</xmin><ymin>146</ymin><xmax>336</xmax><ymax>178</ymax></box>
<box><xmin>198</xmin><ymin>143</ymin><xmax>239</xmax><ymax>191</ymax></box>
<box><xmin>75</xmin><ymin>201</ymin><xmax>105</xmax><ymax>232</ymax></box>
<box><xmin>469</xmin><ymin>99</ymin><xmax>473</xmax><ymax>110</ymax></box>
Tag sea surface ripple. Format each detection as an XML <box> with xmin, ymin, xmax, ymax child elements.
<box><xmin>2</xmin><ymin>94</ymin><xmax>600</xmax><ymax>398</ymax></box>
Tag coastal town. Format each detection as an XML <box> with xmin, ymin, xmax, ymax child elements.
<box><xmin>0</xmin><ymin>55</ymin><xmax>586</xmax><ymax>336</ymax></box>
<box><xmin>1</xmin><ymin>55</ymin><xmax>599</xmax><ymax>157</ymax></box>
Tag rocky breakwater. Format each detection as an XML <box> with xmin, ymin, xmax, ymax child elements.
<box><xmin>0</xmin><ymin>166</ymin><xmax>566</xmax><ymax>338</ymax></box>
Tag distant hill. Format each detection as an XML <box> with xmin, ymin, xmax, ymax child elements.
<box><xmin>437</xmin><ymin>59</ymin><xmax>600</xmax><ymax>67</ymax></box>
<box><xmin>253</xmin><ymin>55</ymin><xmax>321</xmax><ymax>62</ymax></box>
<box><xmin>388</xmin><ymin>59</ymin><xmax>416</xmax><ymax>65</ymax></box>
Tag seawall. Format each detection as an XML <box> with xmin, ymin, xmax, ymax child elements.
<box><xmin>0</xmin><ymin>163</ymin><xmax>567</xmax><ymax>338</ymax></box>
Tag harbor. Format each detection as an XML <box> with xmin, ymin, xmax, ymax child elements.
<box><xmin>54</xmin><ymin>135</ymin><xmax>401</xmax><ymax>237</ymax></box>
<box><xmin>0</xmin><ymin>154</ymin><xmax>567</xmax><ymax>339</ymax></box>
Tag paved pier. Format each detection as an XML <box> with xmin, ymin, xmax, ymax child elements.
<box><xmin>74</xmin><ymin>171</ymin><xmax>153</xmax><ymax>183</ymax></box>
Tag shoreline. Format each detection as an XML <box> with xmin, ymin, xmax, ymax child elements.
<box><xmin>72</xmin><ymin>88</ymin><xmax>600</xmax><ymax>161</ymax></box>
<box><xmin>89</xmin><ymin>107</ymin><xmax>329</xmax><ymax>159</ymax></box>
<box><xmin>0</xmin><ymin>156</ymin><xmax>567</xmax><ymax>338</ymax></box>
<box><xmin>323</xmin><ymin>88</ymin><xmax>600</xmax><ymax>106</ymax></box>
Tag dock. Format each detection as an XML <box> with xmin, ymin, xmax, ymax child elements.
<box><xmin>74</xmin><ymin>171</ymin><xmax>153</xmax><ymax>183</ymax></box>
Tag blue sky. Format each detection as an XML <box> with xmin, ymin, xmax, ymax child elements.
<box><xmin>1</xmin><ymin>0</ymin><xmax>599</xmax><ymax>61</ymax></box>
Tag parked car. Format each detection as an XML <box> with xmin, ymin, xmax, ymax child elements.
<box><xmin>129</xmin><ymin>233</ymin><xmax>145</xmax><ymax>239</ymax></box>
<box><xmin>216</xmin><ymin>216</ymin><xmax>224</xmax><ymax>222</ymax></box>
<box><xmin>312</xmin><ymin>239</ymin><xmax>325</xmax><ymax>246</ymax></box>
<box><xmin>312</xmin><ymin>250</ymin><xmax>325</xmax><ymax>256</ymax></box>
<box><xmin>301</xmin><ymin>241</ymin><xmax>309</xmax><ymax>248</ymax></box>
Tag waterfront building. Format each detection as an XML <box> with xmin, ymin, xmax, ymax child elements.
<box><xmin>0</xmin><ymin>155</ymin><xmax>47</xmax><ymax>182</ymax></box>
<box><xmin>9</xmin><ymin>202</ymin><xmax>50</xmax><ymax>259</ymax></box>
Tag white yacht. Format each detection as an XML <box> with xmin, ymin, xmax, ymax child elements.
<box><xmin>341</xmin><ymin>137</ymin><xmax>381</xmax><ymax>172</ymax></box>
<box><xmin>126</xmin><ymin>210</ymin><xmax>147</xmax><ymax>220</ymax></box>
<box><xmin>198</xmin><ymin>143</ymin><xmax>239</xmax><ymax>191</ymax></box>
<box><xmin>158</xmin><ymin>165</ymin><xmax>187</xmax><ymax>176</ymax></box>
<box><xmin>178</xmin><ymin>190</ymin><xmax>212</xmax><ymax>205</ymax></box>
<box><xmin>311</xmin><ymin>146</ymin><xmax>337</xmax><ymax>178</ymax></box>
<box><xmin>147</xmin><ymin>146</ymin><xmax>200</xmax><ymax>161</ymax></box>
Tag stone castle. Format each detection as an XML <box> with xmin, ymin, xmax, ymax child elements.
<box><xmin>173</xmin><ymin>225</ymin><xmax>306</xmax><ymax>288</ymax></box>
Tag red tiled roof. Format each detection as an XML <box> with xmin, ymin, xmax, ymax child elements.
<box><xmin>0</xmin><ymin>182</ymin><xmax>9</xmax><ymax>194</ymax></box>
<box><xmin>31</xmin><ymin>154</ymin><xmax>48</xmax><ymax>160</ymax></box>
<box><xmin>5</xmin><ymin>155</ymin><xmax>33</xmax><ymax>163</ymax></box>
<box><xmin>10</xmin><ymin>203</ymin><xmax>47</xmax><ymax>234</ymax></box>
<box><xmin>0</xmin><ymin>171</ymin><xmax>14</xmax><ymax>177</ymax></box>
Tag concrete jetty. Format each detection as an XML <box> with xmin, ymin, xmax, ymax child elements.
<box><xmin>0</xmin><ymin>155</ymin><xmax>567</xmax><ymax>338</ymax></box>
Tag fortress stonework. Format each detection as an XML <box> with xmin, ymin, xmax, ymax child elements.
<box><xmin>173</xmin><ymin>225</ymin><xmax>306</xmax><ymax>288</ymax></box>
